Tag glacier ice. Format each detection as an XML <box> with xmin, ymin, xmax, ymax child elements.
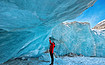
<box><xmin>51</xmin><ymin>21</ymin><xmax>105</xmax><ymax>57</ymax></box>
<box><xmin>91</xmin><ymin>29</ymin><xmax>105</xmax><ymax>57</ymax></box>
<box><xmin>52</xmin><ymin>21</ymin><xmax>96</xmax><ymax>56</ymax></box>
<box><xmin>0</xmin><ymin>0</ymin><xmax>96</xmax><ymax>64</ymax></box>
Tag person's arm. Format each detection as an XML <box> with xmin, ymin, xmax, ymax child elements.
<box><xmin>49</xmin><ymin>39</ymin><xmax>52</xmax><ymax>44</ymax></box>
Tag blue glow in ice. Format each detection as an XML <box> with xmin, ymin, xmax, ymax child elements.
<box><xmin>0</xmin><ymin>0</ymin><xmax>96</xmax><ymax>64</ymax></box>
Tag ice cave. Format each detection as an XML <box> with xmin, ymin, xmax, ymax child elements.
<box><xmin>1</xmin><ymin>0</ymin><xmax>105</xmax><ymax>65</ymax></box>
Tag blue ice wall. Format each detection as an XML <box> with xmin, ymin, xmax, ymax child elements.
<box><xmin>52</xmin><ymin>22</ymin><xmax>96</xmax><ymax>56</ymax></box>
<box><xmin>0</xmin><ymin>0</ymin><xmax>96</xmax><ymax>64</ymax></box>
<box><xmin>92</xmin><ymin>30</ymin><xmax>105</xmax><ymax>57</ymax></box>
<box><xmin>52</xmin><ymin>21</ymin><xmax>105</xmax><ymax>57</ymax></box>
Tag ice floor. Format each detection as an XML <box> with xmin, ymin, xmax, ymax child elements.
<box><xmin>1</xmin><ymin>56</ymin><xmax>105</xmax><ymax>65</ymax></box>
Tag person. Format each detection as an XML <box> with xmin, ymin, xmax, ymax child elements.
<box><xmin>49</xmin><ymin>37</ymin><xmax>55</xmax><ymax>65</ymax></box>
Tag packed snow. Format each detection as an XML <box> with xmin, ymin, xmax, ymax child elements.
<box><xmin>1</xmin><ymin>53</ymin><xmax>105</xmax><ymax>65</ymax></box>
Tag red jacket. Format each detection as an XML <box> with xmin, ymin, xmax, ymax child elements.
<box><xmin>49</xmin><ymin>39</ymin><xmax>55</xmax><ymax>54</ymax></box>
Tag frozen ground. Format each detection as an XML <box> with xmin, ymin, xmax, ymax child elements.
<box><xmin>1</xmin><ymin>56</ymin><xmax>105</xmax><ymax>65</ymax></box>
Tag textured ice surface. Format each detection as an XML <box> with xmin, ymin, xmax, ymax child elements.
<box><xmin>0</xmin><ymin>0</ymin><xmax>96</xmax><ymax>64</ymax></box>
<box><xmin>2</xmin><ymin>54</ymin><xmax>105</xmax><ymax>65</ymax></box>
<box><xmin>92</xmin><ymin>29</ymin><xmax>105</xmax><ymax>57</ymax></box>
<box><xmin>52</xmin><ymin>21</ymin><xmax>96</xmax><ymax>56</ymax></box>
<box><xmin>52</xmin><ymin>21</ymin><xmax>105</xmax><ymax>57</ymax></box>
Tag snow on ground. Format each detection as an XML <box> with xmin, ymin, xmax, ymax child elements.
<box><xmin>1</xmin><ymin>56</ymin><xmax>105</xmax><ymax>65</ymax></box>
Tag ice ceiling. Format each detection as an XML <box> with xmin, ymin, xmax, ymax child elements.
<box><xmin>0</xmin><ymin>0</ymin><xmax>96</xmax><ymax>64</ymax></box>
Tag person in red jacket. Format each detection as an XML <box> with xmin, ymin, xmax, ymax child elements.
<box><xmin>49</xmin><ymin>37</ymin><xmax>55</xmax><ymax>65</ymax></box>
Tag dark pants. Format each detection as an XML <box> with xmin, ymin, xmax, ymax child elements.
<box><xmin>50</xmin><ymin>52</ymin><xmax>54</xmax><ymax>64</ymax></box>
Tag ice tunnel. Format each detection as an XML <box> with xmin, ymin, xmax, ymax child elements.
<box><xmin>0</xmin><ymin>0</ymin><xmax>96</xmax><ymax>64</ymax></box>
